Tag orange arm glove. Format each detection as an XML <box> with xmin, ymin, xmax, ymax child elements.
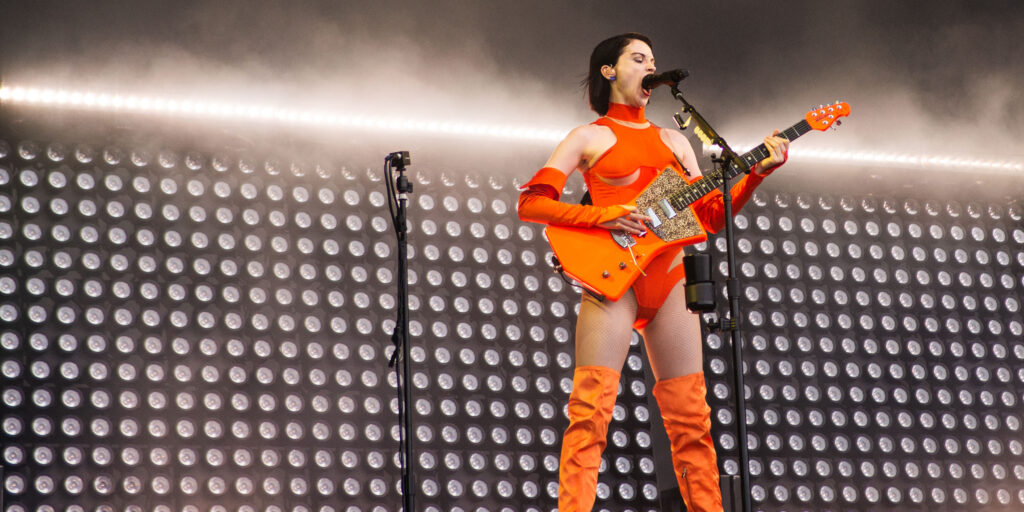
<box><xmin>691</xmin><ymin>171</ymin><xmax>765</xmax><ymax>234</ymax></box>
<box><xmin>517</xmin><ymin>167</ymin><xmax>630</xmax><ymax>227</ymax></box>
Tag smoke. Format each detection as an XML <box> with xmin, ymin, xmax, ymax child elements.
<box><xmin>1</xmin><ymin>0</ymin><xmax>1022</xmax><ymax>168</ymax></box>
<box><xmin>0</xmin><ymin>2</ymin><xmax>580</xmax><ymax>122</ymax></box>
<box><xmin>665</xmin><ymin>1</ymin><xmax>1024</xmax><ymax>162</ymax></box>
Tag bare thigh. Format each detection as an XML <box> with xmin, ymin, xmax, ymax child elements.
<box><xmin>574</xmin><ymin>289</ymin><xmax>639</xmax><ymax>371</ymax></box>
<box><xmin>639</xmin><ymin>280</ymin><xmax>705</xmax><ymax>381</ymax></box>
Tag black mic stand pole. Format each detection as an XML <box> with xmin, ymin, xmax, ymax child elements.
<box><xmin>669</xmin><ymin>83</ymin><xmax>753</xmax><ymax>512</ymax></box>
<box><xmin>385</xmin><ymin>151</ymin><xmax>416</xmax><ymax>512</ymax></box>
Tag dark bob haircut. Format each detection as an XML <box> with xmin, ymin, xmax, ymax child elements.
<box><xmin>584</xmin><ymin>32</ymin><xmax>653</xmax><ymax>115</ymax></box>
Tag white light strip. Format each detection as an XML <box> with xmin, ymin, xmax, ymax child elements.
<box><xmin>0</xmin><ymin>85</ymin><xmax>567</xmax><ymax>143</ymax></box>
<box><xmin>709</xmin><ymin>143</ymin><xmax>1024</xmax><ymax>174</ymax></box>
<box><xmin>3</xmin><ymin>85</ymin><xmax>1022</xmax><ymax>172</ymax></box>
<box><xmin>788</xmin><ymin>147</ymin><xmax>1024</xmax><ymax>172</ymax></box>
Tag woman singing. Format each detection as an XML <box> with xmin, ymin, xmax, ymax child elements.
<box><xmin>517</xmin><ymin>33</ymin><xmax>789</xmax><ymax>511</ymax></box>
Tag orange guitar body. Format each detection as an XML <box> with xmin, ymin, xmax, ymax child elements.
<box><xmin>545</xmin><ymin>221</ymin><xmax>704</xmax><ymax>302</ymax></box>
<box><xmin>545</xmin><ymin>168</ymin><xmax>708</xmax><ymax>301</ymax></box>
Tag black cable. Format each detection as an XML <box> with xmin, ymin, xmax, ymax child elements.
<box><xmin>383</xmin><ymin>154</ymin><xmax>409</xmax><ymax>509</ymax></box>
<box><xmin>385</xmin><ymin>157</ymin><xmax>399</xmax><ymax>232</ymax></box>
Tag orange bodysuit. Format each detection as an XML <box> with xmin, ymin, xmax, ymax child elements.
<box><xmin>519</xmin><ymin>103</ymin><xmax>765</xmax><ymax>328</ymax></box>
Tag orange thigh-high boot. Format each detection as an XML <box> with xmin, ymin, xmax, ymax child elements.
<box><xmin>558</xmin><ymin>365</ymin><xmax>621</xmax><ymax>511</ymax></box>
<box><xmin>652</xmin><ymin>372</ymin><xmax>722</xmax><ymax>512</ymax></box>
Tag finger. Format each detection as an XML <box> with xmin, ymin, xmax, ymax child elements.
<box><xmin>621</xmin><ymin>219</ymin><xmax>646</xmax><ymax>234</ymax></box>
<box><xmin>625</xmin><ymin>217</ymin><xmax>646</xmax><ymax>229</ymax></box>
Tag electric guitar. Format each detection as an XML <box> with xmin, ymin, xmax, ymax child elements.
<box><xmin>545</xmin><ymin>102</ymin><xmax>851</xmax><ymax>301</ymax></box>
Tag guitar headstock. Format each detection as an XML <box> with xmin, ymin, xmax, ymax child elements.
<box><xmin>805</xmin><ymin>101</ymin><xmax>850</xmax><ymax>131</ymax></box>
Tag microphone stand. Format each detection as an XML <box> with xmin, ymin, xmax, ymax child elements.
<box><xmin>668</xmin><ymin>83</ymin><xmax>753</xmax><ymax>512</ymax></box>
<box><xmin>385</xmin><ymin>151</ymin><xmax>415</xmax><ymax>512</ymax></box>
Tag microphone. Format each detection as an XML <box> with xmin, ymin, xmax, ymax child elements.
<box><xmin>641</xmin><ymin>69</ymin><xmax>689</xmax><ymax>91</ymax></box>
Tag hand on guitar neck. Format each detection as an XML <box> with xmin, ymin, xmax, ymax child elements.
<box><xmin>596</xmin><ymin>205</ymin><xmax>651</xmax><ymax>235</ymax></box>
<box><xmin>751</xmin><ymin>129</ymin><xmax>789</xmax><ymax>176</ymax></box>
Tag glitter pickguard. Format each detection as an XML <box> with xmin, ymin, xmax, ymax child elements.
<box><xmin>634</xmin><ymin>169</ymin><xmax>706</xmax><ymax>242</ymax></box>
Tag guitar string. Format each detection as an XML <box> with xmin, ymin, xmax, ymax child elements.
<box><xmin>669</xmin><ymin>119</ymin><xmax>812</xmax><ymax>210</ymax></box>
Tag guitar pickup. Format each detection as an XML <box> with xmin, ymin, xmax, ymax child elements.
<box><xmin>657</xmin><ymin>199</ymin><xmax>677</xmax><ymax>220</ymax></box>
<box><xmin>644</xmin><ymin>207</ymin><xmax>662</xmax><ymax>228</ymax></box>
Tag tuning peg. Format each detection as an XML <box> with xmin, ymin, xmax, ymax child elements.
<box><xmin>834</xmin><ymin>100</ymin><xmax>842</xmax><ymax>105</ymax></box>
<box><xmin>818</xmin><ymin>104</ymin><xmax>824</xmax><ymax>109</ymax></box>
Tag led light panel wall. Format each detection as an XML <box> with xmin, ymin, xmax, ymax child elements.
<box><xmin>0</xmin><ymin>136</ymin><xmax>659</xmax><ymax>512</ymax></box>
<box><xmin>2</xmin><ymin>131</ymin><xmax>1023</xmax><ymax>512</ymax></box>
<box><xmin>704</xmin><ymin>191</ymin><xmax>1024</xmax><ymax>510</ymax></box>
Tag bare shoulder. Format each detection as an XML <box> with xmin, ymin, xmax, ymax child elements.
<box><xmin>660</xmin><ymin>127</ymin><xmax>695</xmax><ymax>154</ymax></box>
<box><xmin>565</xmin><ymin>123</ymin><xmax>609</xmax><ymax>144</ymax></box>
<box><xmin>658</xmin><ymin>126</ymin><xmax>702</xmax><ymax>177</ymax></box>
<box><xmin>543</xmin><ymin>122</ymin><xmax>613</xmax><ymax>173</ymax></box>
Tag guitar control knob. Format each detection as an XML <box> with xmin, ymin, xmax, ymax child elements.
<box><xmin>602</xmin><ymin>271</ymin><xmax>610</xmax><ymax>278</ymax></box>
<box><xmin>619</xmin><ymin>262</ymin><xmax>627</xmax><ymax>269</ymax></box>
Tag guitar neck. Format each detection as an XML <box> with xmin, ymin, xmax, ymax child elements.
<box><xmin>671</xmin><ymin>119</ymin><xmax>812</xmax><ymax>208</ymax></box>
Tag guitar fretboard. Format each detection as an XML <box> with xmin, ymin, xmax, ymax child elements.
<box><xmin>669</xmin><ymin>119</ymin><xmax>812</xmax><ymax>210</ymax></box>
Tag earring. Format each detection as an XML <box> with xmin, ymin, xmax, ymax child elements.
<box><xmin>609</xmin><ymin>75</ymin><xmax>616</xmax><ymax>82</ymax></box>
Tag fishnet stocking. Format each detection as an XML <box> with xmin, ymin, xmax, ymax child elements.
<box><xmin>574</xmin><ymin>280</ymin><xmax>703</xmax><ymax>380</ymax></box>
<box><xmin>574</xmin><ymin>289</ymin><xmax>638</xmax><ymax>370</ymax></box>
<box><xmin>639</xmin><ymin>281</ymin><xmax>705</xmax><ymax>380</ymax></box>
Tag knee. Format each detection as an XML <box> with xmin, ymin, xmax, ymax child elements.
<box><xmin>567</xmin><ymin>366</ymin><xmax>620</xmax><ymax>416</ymax></box>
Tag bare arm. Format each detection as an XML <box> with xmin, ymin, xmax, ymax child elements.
<box><xmin>518</xmin><ymin>124</ymin><xmax>648</xmax><ymax>234</ymax></box>
<box><xmin>540</xmin><ymin>124</ymin><xmax>598</xmax><ymax>177</ymax></box>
